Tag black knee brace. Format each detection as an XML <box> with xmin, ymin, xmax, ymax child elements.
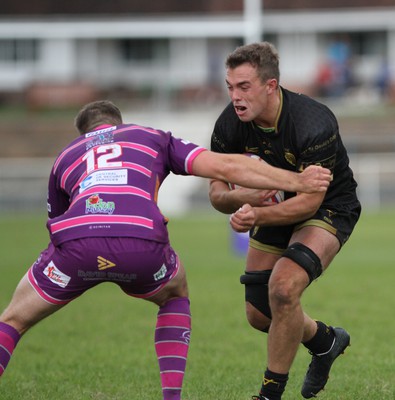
<box><xmin>282</xmin><ymin>242</ymin><xmax>323</xmax><ymax>283</ymax></box>
<box><xmin>240</xmin><ymin>270</ymin><xmax>272</xmax><ymax>319</ymax></box>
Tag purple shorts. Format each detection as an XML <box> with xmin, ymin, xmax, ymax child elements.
<box><xmin>28</xmin><ymin>237</ymin><xmax>179</xmax><ymax>305</ymax></box>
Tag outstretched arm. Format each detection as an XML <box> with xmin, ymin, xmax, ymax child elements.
<box><xmin>192</xmin><ymin>150</ymin><xmax>331</xmax><ymax>194</ymax></box>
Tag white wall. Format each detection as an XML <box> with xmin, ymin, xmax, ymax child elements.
<box><xmin>1</xmin><ymin>9</ymin><xmax>395</xmax><ymax>92</ymax></box>
<box><xmin>38</xmin><ymin>39</ymin><xmax>77</xmax><ymax>82</ymax></box>
<box><xmin>169</xmin><ymin>38</ymin><xmax>208</xmax><ymax>87</ymax></box>
<box><xmin>278</xmin><ymin>33</ymin><xmax>319</xmax><ymax>88</ymax></box>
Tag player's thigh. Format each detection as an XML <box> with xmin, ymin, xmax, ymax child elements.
<box><xmin>245</xmin><ymin>247</ymin><xmax>280</xmax><ymax>272</ymax></box>
<box><xmin>0</xmin><ymin>274</ymin><xmax>64</xmax><ymax>334</ymax></box>
<box><xmin>247</xmin><ymin>224</ymin><xmax>293</xmax><ymax>271</ymax></box>
<box><xmin>290</xmin><ymin>226</ymin><xmax>340</xmax><ymax>270</ymax></box>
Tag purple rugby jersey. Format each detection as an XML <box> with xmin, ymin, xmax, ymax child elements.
<box><xmin>46</xmin><ymin>124</ymin><xmax>206</xmax><ymax>246</ymax></box>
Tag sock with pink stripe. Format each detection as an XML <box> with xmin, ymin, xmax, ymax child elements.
<box><xmin>155</xmin><ymin>297</ymin><xmax>191</xmax><ymax>400</ymax></box>
<box><xmin>0</xmin><ymin>322</ymin><xmax>21</xmax><ymax>377</ymax></box>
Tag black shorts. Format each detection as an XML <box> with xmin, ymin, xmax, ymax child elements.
<box><xmin>249</xmin><ymin>202</ymin><xmax>361</xmax><ymax>255</ymax></box>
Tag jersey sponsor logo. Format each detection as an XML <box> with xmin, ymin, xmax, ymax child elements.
<box><xmin>86</xmin><ymin>131</ymin><xmax>115</xmax><ymax>150</ymax></box>
<box><xmin>244</xmin><ymin>146</ymin><xmax>259</xmax><ymax>154</ymax></box>
<box><xmin>304</xmin><ymin>133</ymin><xmax>337</xmax><ymax>154</ymax></box>
<box><xmin>78</xmin><ymin>270</ymin><xmax>137</xmax><ymax>281</ymax></box>
<box><xmin>43</xmin><ymin>261</ymin><xmax>71</xmax><ymax>288</ymax></box>
<box><xmin>97</xmin><ymin>255</ymin><xmax>116</xmax><ymax>270</ymax></box>
<box><xmin>80</xmin><ymin>169</ymin><xmax>127</xmax><ymax>192</ymax></box>
<box><xmin>284</xmin><ymin>151</ymin><xmax>297</xmax><ymax>166</ymax></box>
<box><xmin>153</xmin><ymin>264</ymin><xmax>167</xmax><ymax>281</ymax></box>
<box><xmin>300</xmin><ymin>154</ymin><xmax>336</xmax><ymax>172</ymax></box>
<box><xmin>86</xmin><ymin>194</ymin><xmax>115</xmax><ymax>215</ymax></box>
<box><xmin>85</xmin><ymin>126</ymin><xmax>116</xmax><ymax>138</ymax></box>
<box><xmin>80</xmin><ymin>175</ymin><xmax>94</xmax><ymax>191</ymax></box>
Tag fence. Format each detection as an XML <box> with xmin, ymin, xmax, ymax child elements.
<box><xmin>0</xmin><ymin>158</ymin><xmax>51</xmax><ymax>212</ymax></box>
<box><xmin>349</xmin><ymin>153</ymin><xmax>395</xmax><ymax>211</ymax></box>
<box><xmin>0</xmin><ymin>154</ymin><xmax>394</xmax><ymax>215</ymax></box>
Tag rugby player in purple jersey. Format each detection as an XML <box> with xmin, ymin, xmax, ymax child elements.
<box><xmin>0</xmin><ymin>100</ymin><xmax>331</xmax><ymax>400</ymax></box>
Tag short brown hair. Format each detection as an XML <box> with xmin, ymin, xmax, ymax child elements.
<box><xmin>226</xmin><ymin>42</ymin><xmax>280</xmax><ymax>83</ymax></box>
<box><xmin>74</xmin><ymin>100</ymin><xmax>123</xmax><ymax>134</ymax></box>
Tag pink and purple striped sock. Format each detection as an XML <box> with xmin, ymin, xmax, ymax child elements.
<box><xmin>155</xmin><ymin>297</ymin><xmax>191</xmax><ymax>400</ymax></box>
<box><xmin>0</xmin><ymin>322</ymin><xmax>20</xmax><ymax>377</ymax></box>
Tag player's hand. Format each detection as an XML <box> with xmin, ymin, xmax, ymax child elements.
<box><xmin>300</xmin><ymin>165</ymin><xmax>332</xmax><ymax>193</ymax></box>
<box><xmin>230</xmin><ymin>204</ymin><xmax>256</xmax><ymax>233</ymax></box>
<box><xmin>232</xmin><ymin>187</ymin><xmax>279</xmax><ymax>207</ymax></box>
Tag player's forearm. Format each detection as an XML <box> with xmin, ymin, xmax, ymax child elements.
<box><xmin>194</xmin><ymin>152</ymin><xmax>295</xmax><ymax>191</ymax></box>
<box><xmin>209</xmin><ymin>180</ymin><xmax>244</xmax><ymax>214</ymax></box>
<box><xmin>253</xmin><ymin>193</ymin><xmax>323</xmax><ymax>226</ymax></box>
<box><xmin>220</xmin><ymin>154</ymin><xmax>298</xmax><ymax>191</ymax></box>
<box><xmin>193</xmin><ymin>151</ymin><xmax>330</xmax><ymax>194</ymax></box>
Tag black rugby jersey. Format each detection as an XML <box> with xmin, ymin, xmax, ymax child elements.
<box><xmin>211</xmin><ymin>87</ymin><xmax>359</xmax><ymax>209</ymax></box>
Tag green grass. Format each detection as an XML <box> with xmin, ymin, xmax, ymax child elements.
<box><xmin>0</xmin><ymin>209</ymin><xmax>394</xmax><ymax>399</ymax></box>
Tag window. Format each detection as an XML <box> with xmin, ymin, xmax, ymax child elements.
<box><xmin>348</xmin><ymin>31</ymin><xmax>387</xmax><ymax>56</ymax></box>
<box><xmin>119</xmin><ymin>39</ymin><xmax>169</xmax><ymax>62</ymax></box>
<box><xmin>0</xmin><ymin>39</ymin><xmax>38</xmax><ymax>62</ymax></box>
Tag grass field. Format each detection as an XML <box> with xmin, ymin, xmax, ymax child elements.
<box><xmin>0</xmin><ymin>208</ymin><xmax>394</xmax><ymax>399</ymax></box>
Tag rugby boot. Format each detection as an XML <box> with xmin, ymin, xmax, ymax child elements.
<box><xmin>252</xmin><ymin>396</ymin><xmax>269</xmax><ymax>400</ymax></box>
<box><xmin>301</xmin><ymin>326</ymin><xmax>350</xmax><ymax>398</ymax></box>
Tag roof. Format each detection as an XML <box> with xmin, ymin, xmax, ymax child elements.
<box><xmin>1</xmin><ymin>0</ymin><xmax>394</xmax><ymax>16</ymax></box>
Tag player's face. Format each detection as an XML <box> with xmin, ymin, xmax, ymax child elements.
<box><xmin>226</xmin><ymin>63</ymin><xmax>275</xmax><ymax>125</ymax></box>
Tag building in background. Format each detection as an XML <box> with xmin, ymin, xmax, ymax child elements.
<box><xmin>1</xmin><ymin>1</ymin><xmax>395</xmax><ymax>214</ymax></box>
<box><xmin>0</xmin><ymin>0</ymin><xmax>394</xmax><ymax>107</ymax></box>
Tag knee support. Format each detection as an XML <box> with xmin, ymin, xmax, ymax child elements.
<box><xmin>240</xmin><ymin>270</ymin><xmax>272</xmax><ymax>319</ymax></box>
<box><xmin>282</xmin><ymin>242</ymin><xmax>323</xmax><ymax>283</ymax></box>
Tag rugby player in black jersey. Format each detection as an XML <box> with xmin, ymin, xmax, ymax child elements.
<box><xmin>209</xmin><ymin>42</ymin><xmax>361</xmax><ymax>400</ymax></box>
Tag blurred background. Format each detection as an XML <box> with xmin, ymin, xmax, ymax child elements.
<box><xmin>0</xmin><ymin>0</ymin><xmax>394</xmax><ymax>216</ymax></box>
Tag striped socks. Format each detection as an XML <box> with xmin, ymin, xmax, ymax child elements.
<box><xmin>0</xmin><ymin>322</ymin><xmax>20</xmax><ymax>377</ymax></box>
<box><xmin>155</xmin><ymin>297</ymin><xmax>191</xmax><ymax>400</ymax></box>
